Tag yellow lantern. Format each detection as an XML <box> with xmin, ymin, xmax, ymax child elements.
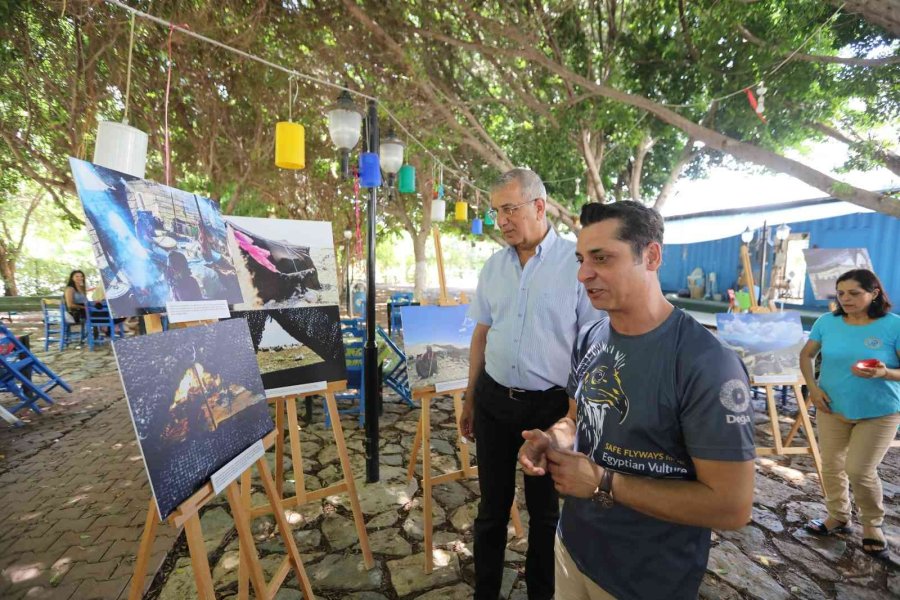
<box><xmin>454</xmin><ymin>200</ymin><xmax>468</xmax><ymax>221</ymax></box>
<box><xmin>275</xmin><ymin>121</ymin><xmax>305</xmax><ymax>170</ymax></box>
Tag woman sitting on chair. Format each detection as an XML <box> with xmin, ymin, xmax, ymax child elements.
<box><xmin>799</xmin><ymin>269</ymin><xmax>900</xmax><ymax>563</ymax></box>
<box><xmin>63</xmin><ymin>270</ymin><xmax>89</xmax><ymax>323</ymax></box>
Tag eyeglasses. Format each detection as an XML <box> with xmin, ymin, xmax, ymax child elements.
<box><xmin>486</xmin><ymin>198</ymin><xmax>539</xmax><ymax>221</ymax></box>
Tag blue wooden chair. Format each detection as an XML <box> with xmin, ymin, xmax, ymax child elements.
<box><xmin>376</xmin><ymin>325</ymin><xmax>413</xmax><ymax>406</ymax></box>
<box><xmin>0</xmin><ymin>323</ymin><xmax>72</xmax><ymax>415</ymax></box>
<box><xmin>41</xmin><ymin>298</ymin><xmax>84</xmax><ymax>351</ymax></box>
<box><xmin>388</xmin><ymin>292</ymin><xmax>414</xmax><ymax>334</ymax></box>
<box><xmin>327</xmin><ymin>333</ymin><xmax>365</xmax><ymax>427</ymax></box>
<box><xmin>84</xmin><ymin>301</ymin><xmax>125</xmax><ymax>351</ymax></box>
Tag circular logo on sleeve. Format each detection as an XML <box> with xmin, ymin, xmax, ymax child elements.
<box><xmin>720</xmin><ymin>379</ymin><xmax>751</xmax><ymax>413</ymax></box>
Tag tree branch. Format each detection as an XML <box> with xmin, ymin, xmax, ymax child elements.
<box><xmin>630</xmin><ymin>134</ymin><xmax>655</xmax><ymax>202</ymax></box>
<box><xmin>417</xmin><ymin>28</ymin><xmax>899</xmax><ymax>216</ymax></box>
<box><xmin>808</xmin><ymin>120</ymin><xmax>900</xmax><ymax>177</ymax></box>
<box><xmin>737</xmin><ymin>25</ymin><xmax>900</xmax><ymax>66</ymax></box>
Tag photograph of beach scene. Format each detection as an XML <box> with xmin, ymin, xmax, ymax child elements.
<box><xmin>399</xmin><ymin>304</ymin><xmax>474</xmax><ymax>390</ymax></box>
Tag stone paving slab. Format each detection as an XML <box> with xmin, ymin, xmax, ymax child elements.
<box><xmin>0</xmin><ymin>362</ymin><xmax>179</xmax><ymax>600</ymax></box>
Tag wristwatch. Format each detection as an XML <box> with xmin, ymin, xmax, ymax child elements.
<box><xmin>591</xmin><ymin>469</ymin><xmax>615</xmax><ymax>509</ymax></box>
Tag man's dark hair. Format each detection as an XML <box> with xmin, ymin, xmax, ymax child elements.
<box><xmin>579</xmin><ymin>201</ymin><xmax>664</xmax><ymax>259</ymax></box>
<box><xmin>832</xmin><ymin>268</ymin><xmax>892</xmax><ymax>318</ymax></box>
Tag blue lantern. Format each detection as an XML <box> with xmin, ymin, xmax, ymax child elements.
<box><xmin>471</xmin><ymin>217</ymin><xmax>483</xmax><ymax>235</ymax></box>
<box><xmin>359</xmin><ymin>152</ymin><xmax>382</xmax><ymax>188</ymax></box>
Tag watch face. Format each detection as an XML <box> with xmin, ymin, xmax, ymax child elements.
<box><xmin>593</xmin><ymin>491</ymin><xmax>614</xmax><ymax>509</ymax></box>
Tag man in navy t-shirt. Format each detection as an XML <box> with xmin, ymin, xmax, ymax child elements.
<box><xmin>519</xmin><ymin>201</ymin><xmax>756</xmax><ymax>599</ymax></box>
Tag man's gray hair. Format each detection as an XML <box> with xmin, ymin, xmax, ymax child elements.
<box><xmin>492</xmin><ymin>168</ymin><xmax>547</xmax><ymax>202</ymax></box>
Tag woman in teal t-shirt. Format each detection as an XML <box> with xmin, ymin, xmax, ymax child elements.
<box><xmin>799</xmin><ymin>269</ymin><xmax>900</xmax><ymax>563</ymax></box>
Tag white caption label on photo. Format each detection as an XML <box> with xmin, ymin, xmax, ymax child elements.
<box><xmin>265</xmin><ymin>381</ymin><xmax>328</xmax><ymax>398</ymax></box>
<box><xmin>434</xmin><ymin>379</ymin><xmax>469</xmax><ymax>393</ymax></box>
<box><xmin>166</xmin><ymin>300</ymin><xmax>231</xmax><ymax>323</ymax></box>
<box><xmin>211</xmin><ymin>439</ymin><xmax>265</xmax><ymax>495</ymax></box>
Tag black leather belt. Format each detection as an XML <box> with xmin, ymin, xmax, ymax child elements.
<box><xmin>482</xmin><ymin>372</ymin><xmax>566</xmax><ymax>402</ymax></box>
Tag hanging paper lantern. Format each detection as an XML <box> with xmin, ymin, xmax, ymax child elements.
<box><xmin>398</xmin><ymin>164</ymin><xmax>416</xmax><ymax>194</ymax></box>
<box><xmin>93</xmin><ymin>121</ymin><xmax>148</xmax><ymax>178</ymax></box>
<box><xmin>275</xmin><ymin>121</ymin><xmax>305</xmax><ymax>169</ymax></box>
<box><xmin>359</xmin><ymin>152</ymin><xmax>382</xmax><ymax>188</ymax></box>
<box><xmin>454</xmin><ymin>200</ymin><xmax>468</xmax><ymax>221</ymax></box>
<box><xmin>437</xmin><ymin>184</ymin><xmax>445</xmax><ymax>199</ymax></box>
<box><xmin>483</xmin><ymin>210</ymin><xmax>495</xmax><ymax>227</ymax></box>
<box><xmin>471</xmin><ymin>217</ymin><xmax>483</xmax><ymax>235</ymax></box>
<box><xmin>431</xmin><ymin>199</ymin><xmax>446</xmax><ymax>222</ymax></box>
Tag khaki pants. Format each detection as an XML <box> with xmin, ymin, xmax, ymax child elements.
<box><xmin>555</xmin><ymin>537</ymin><xmax>616</xmax><ymax>600</ymax></box>
<box><xmin>817</xmin><ymin>410</ymin><xmax>900</xmax><ymax>527</ymax></box>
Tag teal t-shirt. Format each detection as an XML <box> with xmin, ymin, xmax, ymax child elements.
<box><xmin>809</xmin><ymin>313</ymin><xmax>900</xmax><ymax>420</ymax></box>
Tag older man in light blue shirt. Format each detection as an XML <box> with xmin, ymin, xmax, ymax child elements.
<box><xmin>460</xmin><ymin>168</ymin><xmax>601</xmax><ymax>600</ymax></box>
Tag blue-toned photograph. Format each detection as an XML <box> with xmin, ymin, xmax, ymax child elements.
<box><xmin>716</xmin><ymin>311</ymin><xmax>806</xmax><ymax>383</ymax></box>
<box><xmin>70</xmin><ymin>157</ymin><xmax>243</xmax><ymax>317</ymax></box>
<box><xmin>114</xmin><ymin>319</ymin><xmax>272</xmax><ymax>520</ymax></box>
<box><xmin>399</xmin><ymin>304</ymin><xmax>474</xmax><ymax>389</ymax></box>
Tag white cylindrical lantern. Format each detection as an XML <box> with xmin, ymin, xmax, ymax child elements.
<box><xmin>93</xmin><ymin>121</ymin><xmax>148</xmax><ymax>178</ymax></box>
<box><xmin>431</xmin><ymin>199</ymin><xmax>446</xmax><ymax>222</ymax></box>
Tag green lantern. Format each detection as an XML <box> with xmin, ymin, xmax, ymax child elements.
<box><xmin>398</xmin><ymin>164</ymin><xmax>416</xmax><ymax>193</ymax></box>
<box><xmin>484</xmin><ymin>210</ymin><xmax>495</xmax><ymax>227</ymax></box>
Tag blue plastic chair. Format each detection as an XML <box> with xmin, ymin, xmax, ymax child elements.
<box><xmin>42</xmin><ymin>298</ymin><xmax>84</xmax><ymax>351</ymax></box>
<box><xmin>84</xmin><ymin>301</ymin><xmax>125</xmax><ymax>351</ymax></box>
<box><xmin>0</xmin><ymin>323</ymin><xmax>72</xmax><ymax>415</ymax></box>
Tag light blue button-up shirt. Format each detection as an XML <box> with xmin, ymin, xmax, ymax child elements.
<box><xmin>468</xmin><ymin>227</ymin><xmax>603</xmax><ymax>390</ymax></box>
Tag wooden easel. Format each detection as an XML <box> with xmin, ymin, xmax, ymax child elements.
<box><xmin>740</xmin><ymin>244</ymin><xmax>769</xmax><ymax>313</ymax></box>
<box><xmin>235</xmin><ymin>382</ymin><xmax>374</xmax><ymax>598</ymax></box>
<box><xmin>405</xmin><ymin>386</ymin><xmax>524</xmax><ymax>573</ymax></box>
<box><xmin>754</xmin><ymin>378</ymin><xmax>825</xmax><ymax>494</ymax></box>
<box><xmin>128</xmin><ymin>314</ymin><xmax>314</xmax><ymax>599</ymax></box>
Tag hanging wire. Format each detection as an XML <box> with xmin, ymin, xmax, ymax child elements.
<box><xmin>658</xmin><ymin>2</ymin><xmax>847</xmax><ymax>108</ymax></box>
<box><xmin>102</xmin><ymin>0</ymin><xmax>493</xmax><ymax>197</ymax></box>
<box><xmin>122</xmin><ymin>12</ymin><xmax>136</xmax><ymax>123</ymax></box>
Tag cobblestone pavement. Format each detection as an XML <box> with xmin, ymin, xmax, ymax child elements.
<box><xmin>1</xmin><ymin>330</ymin><xmax>899</xmax><ymax>599</ymax></box>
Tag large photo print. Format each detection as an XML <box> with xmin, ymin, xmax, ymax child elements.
<box><xmin>225</xmin><ymin>216</ymin><xmax>339</xmax><ymax>310</ymax></box>
<box><xmin>231</xmin><ymin>306</ymin><xmax>347</xmax><ymax>395</ymax></box>
<box><xmin>70</xmin><ymin>158</ymin><xmax>243</xmax><ymax>317</ymax></box>
<box><xmin>802</xmin><ymin>248</ymin><xmax>873</xmax><ymax>301</ymax></box>
<box><xmin>716</xmin><ymin>311</ymin><xmax>806</xmax><ymax>384</ymax></box>
<box><xmin>399</xmin><ymin>305</ymin><xmax>474</xmax><ymax>390</ymax></box>
<box><xmin>114</xmin><ymin>319</ymin><xmax>273</xmax><ymax>519</ymax></box>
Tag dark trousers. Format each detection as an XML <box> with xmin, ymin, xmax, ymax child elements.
<box><xmin>473</xmin><ymin>372</ymin><xmax>569</xmax><ymax>600</ymax></box>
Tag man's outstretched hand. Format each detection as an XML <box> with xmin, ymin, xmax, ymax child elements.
<box><xmin>518</xmin><ymin>429</ymin><xmax>553</xmax><ymax>476</ymax></box>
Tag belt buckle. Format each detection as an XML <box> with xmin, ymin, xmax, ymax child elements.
<box><xmin>508</xmin><ymin>387</ymin><xmax>526</xmax><ymax>401</ymax></box>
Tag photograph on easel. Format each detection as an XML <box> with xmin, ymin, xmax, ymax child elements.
<box><xmin>69</xmin><ymin>158</ymin><xmax>244</xmax><ymax>317</ymax></box>
<box><xmin>113</xmin><ymin>319</ymin><xmax>273</xmax><ymax>519</ymax></box>
<box><xmin>224</xmin><ymin>215</ymin><xmax>340</xmax><ymax>310</ymax></box>
<box><xmin>230</xmin><ymin>306</ymin><xmax>347</xmax><ymax>395</ymax></box>
<box><xmin>715</xmin><ymin>311</ymin><xmax>806</xmax><ymax>383</ymax></box>
<box><xmin>802</xmin><ymin>247</ymin><xmax>873</xmax><ymax>301</ymax></box>
<box><xmin>399</xmin><ymin>304</ymin><xmax>474</xmax><ymax>390</ymax></box>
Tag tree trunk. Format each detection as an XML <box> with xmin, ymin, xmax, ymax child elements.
<box><xmin>0</xmin><ymin>255</ymin><xmax>18</xmax><ymax>297</ymax></box>
<box><xmin>630</xmin><ymin>134</ymin><xmax>654</xmax><ymax>202</ymax></box>
<box><xmin>834</xmin><ymin>0</ymin><xmax>900</xmax><ymax>36</ymax></box>
<box><xmin>413</xmin><ymin>233</ymin><xmax>428</xmax><ymax>300</ymax></box>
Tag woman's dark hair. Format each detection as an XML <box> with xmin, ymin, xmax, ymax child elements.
<box><xmin>66</xmin><ymin>270</ymin><xmax>86</xmax><ymax>290</ymax></box>
<box><xmin>833</xmin><ymin>269</ymin><xmax>892</xmax><ymax>318</ymax></box>
<box><xmin>579</xmin><ymin>201</ymin><xmax>664</xmax><ymax>260</ymax></box>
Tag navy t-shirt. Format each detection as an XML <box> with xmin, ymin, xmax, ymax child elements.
<box><xmin>559</xmin><ymin>308</ymin><xmax>756</xmax><ymax>600</ymax></box>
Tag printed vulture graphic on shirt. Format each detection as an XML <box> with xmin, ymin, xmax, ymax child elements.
<box><xmin>573</xmin><ymin>340</ymin><xmax>690</xmax><ymax>478</ymax></box>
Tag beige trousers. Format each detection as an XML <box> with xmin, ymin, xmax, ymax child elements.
<box><xmin>816</xmin><ymin>409</ymin><xmax>900</xmax><ymax>527</ymax></box>
<box><xmin>555</xmin><ymin>536</ymin><xmax>616</xmax><ymax>600</ymax></box>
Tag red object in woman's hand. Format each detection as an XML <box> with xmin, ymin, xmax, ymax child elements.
<box><xmin>856</xmin><ymin>359</ymin><xmax>880</xmax><ymax>369</ymax></box>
